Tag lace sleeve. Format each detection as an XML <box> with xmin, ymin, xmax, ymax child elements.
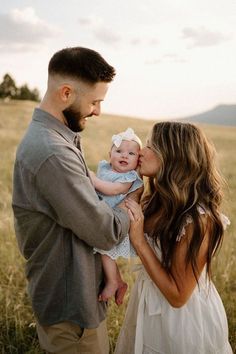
<box><xmin>176</xmin><ymin>215</ymin><xmax>193</xmax><ymax>242</ymax></box>
<box><xmin>220</xmin><ymin>214</ymin><xmax>230</xmax><ymax>230</ymax></box>
<box><xmin>176</xmin><ymin>207</ymin><xmax>230</xmax><ymax>242</ymax></box>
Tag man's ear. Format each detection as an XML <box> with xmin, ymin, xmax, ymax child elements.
<box><xmin>59</xmin><ymin>85</ymin><xmax>74</xmax><ymax>103</ymax></box>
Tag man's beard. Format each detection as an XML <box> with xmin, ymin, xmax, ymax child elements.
<box><xmin>63</xmin><ymin>106</ymin><xmax>84</xmax><ymax>132</ymax></box>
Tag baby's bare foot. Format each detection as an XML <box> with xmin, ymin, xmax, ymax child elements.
<box><xmin>98</xmin><ymin>281</ymin><xmax>118</xmax><ymax>302</ymax></box>
<box><xmin>115</xmin><ymin>282</ymin><xmax>128</xmax><ymax>305</ymax></box>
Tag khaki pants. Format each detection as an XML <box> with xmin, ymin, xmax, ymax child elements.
<box><xmin>36</xmin><ymin>319</ymin><xmax>109</xmax><ymax>354</ymax></box>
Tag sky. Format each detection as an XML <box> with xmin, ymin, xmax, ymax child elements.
<box><xmin>0</xmin><ymin>0</ymin><xmax>235</xmax><ymax>120</ymax></box>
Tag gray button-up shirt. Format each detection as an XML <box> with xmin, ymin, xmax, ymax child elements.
<box><xmin>12</xmin><ymin>108</ymin><xmax>129</xmax><ymax>327</ymax></box>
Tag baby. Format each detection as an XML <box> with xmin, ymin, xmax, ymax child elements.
<box><xmin>90</xmin><ymin>128</ymin><xmax>143</xmax><ymax>305</ymax></box>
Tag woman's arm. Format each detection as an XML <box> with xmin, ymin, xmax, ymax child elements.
<box><xmin>125</xmin><ymin>198</ymin><xmax>209</xmax><ymax>308</ymax></box>
<box><xmin>89</xmin><ymin>170</ymin><xmax>133</xmax><ymax>195</ymax></box>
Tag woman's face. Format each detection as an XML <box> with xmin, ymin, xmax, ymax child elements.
<box><xmin>139</xmin><ymin>141</ymin><xmax>161</xmax><ymax>177</ymax></box>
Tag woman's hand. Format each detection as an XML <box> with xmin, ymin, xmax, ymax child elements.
<box><xmin>125</xmin><ymin>198</ymin><xmax>145</xmax><ymax>248</ymax></box>
<box><xmin>126</xmin><ymin>185</ymin><xmax>144</xmax><ymax>203</ymax></box>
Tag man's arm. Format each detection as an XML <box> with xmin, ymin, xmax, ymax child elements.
<box><xmin>36</xmin><ymin>152</ymin><xmax>130</xmax><ymax>250</ymax></box>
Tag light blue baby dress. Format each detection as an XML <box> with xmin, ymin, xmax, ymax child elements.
<box><xmin>95</xmin><ymin>160</ymin><xmax>143</xmax><ymax>259</ymax></box>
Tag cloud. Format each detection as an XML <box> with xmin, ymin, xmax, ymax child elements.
<box><xmin>130</xmin><ymin>38</ymin><xmax>142</xmax><ymax>46</ymax></box>
<box><xmin>93</xmin><ymin>27</ymin><xmax>121</xmax><ymax>44</ymax></box>
<box><xmin>78</xmin><ymin>15</ymin><xmax>121</xmax><ymax>44</ymax></box>
<box><xmin>130</xmin><ymin>37</ymin><xmax>159</xmax><ymax>46</ymax></box>
<box><xmin>146</xmin><ymin>53</ymin><xmax>186</xmax><ymax>65</ymax></box>
<box><xmin>78</xmin><ymin>15</ymin><xmax>103</xmax><ymax>27</ymax></box>
<box><xmin>163</xmin><ymin>54</ymin><xmax>187</xmax><ymax>63</ymax></box>
<box><xmin>149</xmin><ymin>38</ymin><xmax>159</xmax><ymax>45</ymax></box>
<box><xmin>182</xmin><ymin>26</ymin><xmax>230</xmax><ymax>47</ymax></box>
<box><xmin>0</xmin><ymin>7</ymin><xmax>61</xmax><ymax>52</ymax></box>
<box><xmin>78</xmin><ymin>15</ymin><xmax>160</xmax><ymax>47</ymax></box>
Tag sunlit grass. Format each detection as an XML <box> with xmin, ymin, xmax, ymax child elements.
<box><xmin>0</xmin><ymin>100</ymin><xmax>235</xmax><ymax>353</ymax></box>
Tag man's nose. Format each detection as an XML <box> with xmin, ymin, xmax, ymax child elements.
<box><xmin>93</xmin><ymin>103</ymin><xmax>101</xmax><ymax>116</ymax></box>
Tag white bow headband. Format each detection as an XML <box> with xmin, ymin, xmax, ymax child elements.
<box><xmin>111</xmin><ymin>128</ymin><xmax>142</xmax><ymax>148</ymax></box>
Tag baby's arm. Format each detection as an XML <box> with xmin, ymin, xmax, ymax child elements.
<box><xmin>89</xmin><ymin>170</ymin><xmax>132</xmax><ymax>196</ymax></box>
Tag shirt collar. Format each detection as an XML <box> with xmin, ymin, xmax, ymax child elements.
<box><xmin>32</xmin><ymin>108</ymin><xmax>81</xmax><ymax>146</ymax></box>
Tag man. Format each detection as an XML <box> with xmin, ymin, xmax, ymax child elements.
<box><xmin>12</xmin><ymin>47</ymin><xmax>130</xmax><ymax>354</ymax></box>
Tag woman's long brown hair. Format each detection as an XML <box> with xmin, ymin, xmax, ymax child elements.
<box><xmin>142</xmin><ymin>122</ymin><xmax>224</xmax><ymax>280</ymax></box>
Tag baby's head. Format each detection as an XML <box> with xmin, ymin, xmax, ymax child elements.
<box><xmin>109</xmin><ymin>128</ymin><xmax>142</xmax><ymax>173</ymax></box>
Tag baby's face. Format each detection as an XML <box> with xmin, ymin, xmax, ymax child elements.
<box><xmin>110</xmin><ymin>140</ymin><xmax>140</xmax><ymax>173</ymax></box>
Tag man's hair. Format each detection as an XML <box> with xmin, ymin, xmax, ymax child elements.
<box><xmin>48</xmin><ymin>47</ymin><xmax>116</xmax><ymax>83</ymax></box>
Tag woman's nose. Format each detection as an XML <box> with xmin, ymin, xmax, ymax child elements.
<box><xmin>139</xmin><ymin>148</ymin><xmax>144</xmax><ymax>157</ymax></box>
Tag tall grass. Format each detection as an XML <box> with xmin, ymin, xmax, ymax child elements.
<box><xmin>0</xmin><ymin>100</ymin><xmax>235</xmax><ymax>353</ymax></box>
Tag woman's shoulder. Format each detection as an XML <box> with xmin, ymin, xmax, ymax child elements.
<box><xmin>176</xmin><ymin>205</ymin><xmax>230</xmax><ymax>242</ymax></box>
<box><xmin>197</xmin><ymin>205</ymin><xmax>230</xmax><ymax>230</ymax></box>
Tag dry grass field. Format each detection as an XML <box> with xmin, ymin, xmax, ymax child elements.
<box><xmin>0</xmin><ymin>100</ymin><xmax>235</xmax><ymax>353</ymax></box>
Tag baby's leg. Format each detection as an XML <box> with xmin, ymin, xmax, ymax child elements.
<box><xmin>99</xmin><ymin>255</ymin><xmax>127</xmax><ymax>305</ymax></box>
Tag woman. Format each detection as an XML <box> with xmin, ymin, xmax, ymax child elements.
<box><xmin>115</xmin><ymin>122</ymin><xmax>232</xmax><ymax>354</ymax></box>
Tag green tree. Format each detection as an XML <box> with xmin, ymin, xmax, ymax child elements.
<box><xmin>18</xmin><ymin>84</ymin><xmax>32</xmax><ymax>100</ymax></box>
<box><xmin>29</xmin><ymin>88</ymin><xmax>40</xmax><ymax>101</ymax></box>
<box><xmin>17</xmin><ymin>84</ymin><xmax>40</xmax><ymax>101</ymax></box>
<box><xmin>0</xmin><ymin>74</ymin><xmax>17</xmax><ymax>98</ymax></box>
<box><xmin>0</xmin><ymin>73</ymin><xmax>41</xmax><ymax>101</ymax></box>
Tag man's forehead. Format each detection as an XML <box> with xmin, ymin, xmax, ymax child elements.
<box><xmin>83</xmin><ymin>81</ymin><xmax>109</xmax><ymax>98</ymax></box>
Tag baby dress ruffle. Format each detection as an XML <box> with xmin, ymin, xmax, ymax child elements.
<box><xmin>96</xmin><ymin>160</ymin><xmax>143</xmax><ymax>208</ymax></box>
<box><xmin>94</xmin><ymin>160</ymin><xmax>143</xmax><ymax>259</ymax></box>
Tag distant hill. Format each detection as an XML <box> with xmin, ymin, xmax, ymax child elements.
<box><xmin>180</xmin><ymin>104</ymin><xmax>236</xmax><ymax>126</ymax></box>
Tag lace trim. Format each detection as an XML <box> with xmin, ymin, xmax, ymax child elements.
<box><xmin>176</xmin><ymin>207</ymin><xmax>230</xmax><ymax>242</ymax></box>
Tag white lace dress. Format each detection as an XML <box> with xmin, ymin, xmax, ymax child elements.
<box><xmin>114</xmin><ymin>209</ymin><xmax>232</xmax><ymax>354</ymax></box>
